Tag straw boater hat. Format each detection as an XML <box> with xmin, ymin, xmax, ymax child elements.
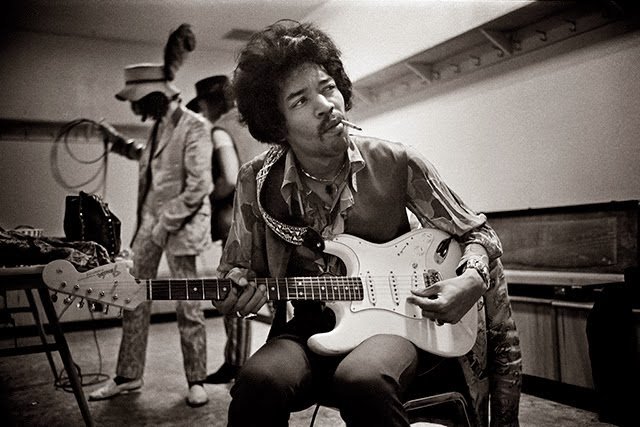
<box><xmin>186</xmin><ymin>75</ymin><xmax>229</xmax><ymax>112</ymax></box>
<box><xmin>115</xmin><ymin>63</ymin><xmax>180</xmax><ymax>102</ymax></box>
<box><xmin>115</xmin><ymin>24</ymin><xmax>195</xmax><ymax>102</ymax></box>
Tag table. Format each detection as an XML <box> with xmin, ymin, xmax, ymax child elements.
<box><xmin>0</xmin><ymin>265</ymin><xmax>94</xmax><ymax>427</ymax></box>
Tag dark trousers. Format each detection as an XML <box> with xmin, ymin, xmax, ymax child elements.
<box><xmin>228</xmin><ymin>334</ymin><xmax>439</xmax><ymax>427</ymax></box>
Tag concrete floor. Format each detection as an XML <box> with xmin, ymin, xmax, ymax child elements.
<box><xmin>1</xmin><ymin>314</ymin><xmax>616</xmax><ymax>427</ymax></box>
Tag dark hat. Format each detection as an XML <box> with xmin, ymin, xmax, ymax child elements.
<box><xmin>186</xmin><ymin>75</ymin><xmax>229</xmax><ymax>111</ymax></box>
<box><xmin>115</xmin><ymin>63</ymin><xmax>180</xmax><ymax>101</ymax></box>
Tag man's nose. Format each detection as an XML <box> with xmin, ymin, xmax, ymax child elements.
<box><xmin>314</xmin><ymin>94</ymin><xmax>333</xmax><ymax>118</ymax></box>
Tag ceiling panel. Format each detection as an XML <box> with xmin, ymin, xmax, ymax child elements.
<box><xmin>4</xmin><ymin>0</ymin><xmax>329</xmax><ymax>52</ymax></box>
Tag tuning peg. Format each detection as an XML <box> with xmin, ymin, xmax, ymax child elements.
<box><xmin>50</xmin><ymin>293</ymin><xmax>58</xmax><ymax>303</ymax></box>
<box><xmin>77</xmin><ymin>299</ymin><xmax>85</xmax><ymax>309</ymax></box>
<box><xmin>63</xmin><ymin>296</ymin><xmax>74</xmax><ymax>305</ymax></box>
<box><xmin>103</xmin><ymin>305</ymin><xmax>110</xmax><ymax>315</ymax></box>
<box><xmin>117</xmin><ymin>308</ymin><xmax>124</xmax><ymax>319</ymax></box>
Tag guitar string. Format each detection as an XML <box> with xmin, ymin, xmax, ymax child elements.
<box><xmin>63</xmin><ymin>275</ymin><xmax>429</xmax><ymax>286</ymax></box>
<box><xmin>58</xmin><ymin>275</ymin><xmax>426</xmax><ymax>302</ymax></box>
<box><xmin>69</xmin><ymin>275</ymin><xmax>428</xmax><ymax>289</ymax></box>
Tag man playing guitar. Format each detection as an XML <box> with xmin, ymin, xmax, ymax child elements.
<box><xmin>203</xmin><ymin>20</ymin><xmax>522</xmax><ymax>427</ymax></box>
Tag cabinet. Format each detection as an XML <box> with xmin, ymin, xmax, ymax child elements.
<box><xmin>511</xmin><ymin>296</ymin><xmax>559</xmax><ymax>382</ymax></box>
<box><xmin>555</xmin><ymin>301</ymin><xmax>595</xmax><ymax>388</ymax></box>
<box><xmin>488</xmin><ymin>201</ymin><xmax>640</xmax><ymax>390</ymax></box>
<box><xmin>512</xmin><ymin>291</ymin><xmax>640</xmax><ymax>389</ymax></box>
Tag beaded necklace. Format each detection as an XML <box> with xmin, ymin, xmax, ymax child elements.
<box><xmin>298</xmin><ymin>159</ymin><xmax>348</xmax><ymax>195</ymax></box>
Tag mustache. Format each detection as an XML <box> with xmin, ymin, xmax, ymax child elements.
<box><xmin>318</xmin><ymin>113</ymin><xmax>344</xmax><ymax>134</ymax></box>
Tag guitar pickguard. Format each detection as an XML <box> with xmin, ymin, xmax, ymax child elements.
<box><xmin>311</xmin><ymin>228</ymin><xmax>477</xmax><ymax>357</ymax></box>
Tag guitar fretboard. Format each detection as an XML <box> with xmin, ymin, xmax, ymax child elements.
<box><xmin>146</xmin><ymin>277</ymin><xmax>364</xmax><ymax>302</ymax></box>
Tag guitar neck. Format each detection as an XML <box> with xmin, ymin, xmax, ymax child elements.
<box><xmin>146</xmin><ymin>276</ymin><xmax>364</xmax><ymax>302</ymax></box>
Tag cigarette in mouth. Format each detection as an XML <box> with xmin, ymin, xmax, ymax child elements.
<box><xmin>341</xmin><ymin>119</ymin><xmax>363</xmax><ymax>131</ymax></box>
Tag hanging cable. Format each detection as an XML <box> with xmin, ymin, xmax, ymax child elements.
<box><xmin>53</xmin><ymin>308</ymin><xmax>109</xmax><ymax>392</ymax></box>
<box><xmin>49</xmin><ymin>118</ymin><xmax>128</xmax><ymax>391</ymax></box>
<box><xmin>50</xmin><ymin>118</ymin><xmax>110</xmax><ymax>196</ymax></box>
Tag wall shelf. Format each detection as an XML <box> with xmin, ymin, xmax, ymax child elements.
<box><xmin>351</xmin><ymin>0</ymin><xmax>640</xmax><ymax>118</ymax></box>
<box><xmin>0</xmin><ymin>119</ymin><xmax>149</xmax><ymax>143</ymax></box>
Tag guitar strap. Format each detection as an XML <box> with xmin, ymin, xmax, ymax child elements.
<box><xmin>257</xmin><ymin>146</ymin><xmax>340</xmax><ymax>337</ymax></box>
<box><xmin>256</xmin><ymin>145</ymin><xmax>324</xmax><ymax>251</ymax></box>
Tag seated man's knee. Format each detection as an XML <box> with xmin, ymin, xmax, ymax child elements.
<box><xmin>235</xmin><ymin>364</ymin><xmax>278</xmax><ymax>392</ymax></box>
<box><xmin>334</xmin><ymin>365</ymin><xmax>394</xmax><ymax>399</ymax></box>
<box><xmin>233</xmin><ymin>360</ymin><xmax>304</xmax><ymax>402</ymax></box>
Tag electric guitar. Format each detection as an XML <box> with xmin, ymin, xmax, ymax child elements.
<box><xmin>42</xmin><ymin>228</ymin><xmax>478</xmax><ymax>357</ymax></box>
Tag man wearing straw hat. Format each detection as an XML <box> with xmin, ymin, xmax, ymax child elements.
<box><xmin>90</xmin><ymin>25</ymin><xmax>212</xmax><ymax>407</ymax></box>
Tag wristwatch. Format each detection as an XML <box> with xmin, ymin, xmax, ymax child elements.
<box><xmin>458</xmin><ymin>256</ymin><xmax>491</xmax><ymax>290</ymax></box>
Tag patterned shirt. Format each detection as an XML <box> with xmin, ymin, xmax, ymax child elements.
<box><xmin>285</xmin><ymin>139</ymin><xmax>500</xmax><ymax>258</ymax></box>
<box><xmin>219</xmin><ymin>135</ymin><xmax>502</xmax><ymax>280</ymax></box>
<box><xmin>217</xmin><ymin>136</ymin><xmax>521</xmax><ymax>426</ymax></box>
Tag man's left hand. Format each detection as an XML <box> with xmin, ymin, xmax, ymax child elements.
<box><xmin>213</xmin><ymin>267</ymin><xmax>267</xmax><ymax>318</ymax></box>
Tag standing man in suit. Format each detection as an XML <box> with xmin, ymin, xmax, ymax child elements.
<box><xmin>90</xmin><ymin>25</ymin><xmax>212</xmax><ymax>407</ymax></box>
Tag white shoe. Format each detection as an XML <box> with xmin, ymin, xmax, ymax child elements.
<box><xmin>88</xmin><ymin>378</ymin><xmax>143</xmax><ymax>401</ymax></box>
<box><xmin>186</xmin><ymin>384</ymin><xmax>209</xmax><ymax>407</ymax></box>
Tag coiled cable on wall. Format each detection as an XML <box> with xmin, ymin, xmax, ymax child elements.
<box><xmin>50</xmin><ymin>118</ymin><xmax>110</xmax><ymax>196</ymax></box>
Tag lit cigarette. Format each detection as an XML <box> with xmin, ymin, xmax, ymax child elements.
<box><xmin>341</xmin><ymin>119</ymin><xmax>362</xmax><ymax>131</ymax></box>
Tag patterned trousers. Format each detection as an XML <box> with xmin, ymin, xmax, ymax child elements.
<box><xmin>115</xmin><ymin>209</ymin><xmax>207</xmax><ymax>383</ymax></box>
<box><xmin>217</xmin><ymin>234</ymin><xmax>252</xmax><ymax>368</ymax></box>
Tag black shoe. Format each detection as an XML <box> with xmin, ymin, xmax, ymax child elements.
<box><xmin>204</xmin><ymin>363</ymin><xmax>240</xmax><ymax>384</ymax></box>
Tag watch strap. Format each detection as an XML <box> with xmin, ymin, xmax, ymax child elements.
<box><xmin>457</xmin><ymin>255</ymin><xmax>491</xmax><ymax>290</ymax></box>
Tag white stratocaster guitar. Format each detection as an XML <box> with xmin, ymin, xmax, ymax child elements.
<box><xmin>42</xmin><ymin>228</ymin><xmax>478</xmax><ymax>357</ymax></box>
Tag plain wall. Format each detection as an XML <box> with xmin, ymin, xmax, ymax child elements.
<box><xmin>0</xmin><ymin>30</ymin><xmax>238</xmax><ymax>243</ymax></box>
<box><xmin>353</xmin><ymin>30</ymin><xmax>640</xmax><ymax>213</ymax></box>
<box><xmin>0</xmin><ymin>30</ymin><xmax>237</xmax><ymax>124</ymax></box>
<box><xmin>1</xmin><ymin>3</ymin><xmax>639</xmax><ymax>245</ymax></box>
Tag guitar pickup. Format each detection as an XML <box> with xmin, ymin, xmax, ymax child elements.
<box><xmin>388</xmin><ymin>272</ymin><xmax>400</xmax><ymax>306</ymax></box>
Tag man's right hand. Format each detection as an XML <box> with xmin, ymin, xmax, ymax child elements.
<box><xmin>99</xmin><ymin>120</ymin><xmax>143</xmax><ymax>160</ymax></box>
<box><xmin>213</xmin><ymin>267</ymin><xmax>267</xmax><ymax>318</ymax></box>
<box><xmin>99</xmin><ymin>120</ymin><xmax>125</xmax><ymax>143</ymax></box>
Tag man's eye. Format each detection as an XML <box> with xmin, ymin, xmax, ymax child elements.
<box><xmin>292</xmin><ymin>98</ymin><xmax>306</xmax><ymax>108</ymax></box>
<box><xmin>323</xmin><ymin>84</ymin><xmax>336</xmax><ymax>93</ymax></box>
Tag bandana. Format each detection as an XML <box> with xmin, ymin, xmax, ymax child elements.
<box><xmin>256</xmin><ymin>145</ymin><xmax>325</xmax><ymax>251</ymax></box>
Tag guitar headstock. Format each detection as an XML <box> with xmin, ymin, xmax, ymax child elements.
<box><xmin>42</xmin><ymin>260</ymin><xmax>146</xmax><ymax>311</ymax></box>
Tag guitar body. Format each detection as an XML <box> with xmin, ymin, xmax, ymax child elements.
<box><xmin>310</xmin><ymin>228</ymin><xmax>477</xmax><ymax>357</ymax></box>
<box><xmin>42</xmin><ymin>228</ymin><xmax>477</xmax><ymax>358</ymax></box>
